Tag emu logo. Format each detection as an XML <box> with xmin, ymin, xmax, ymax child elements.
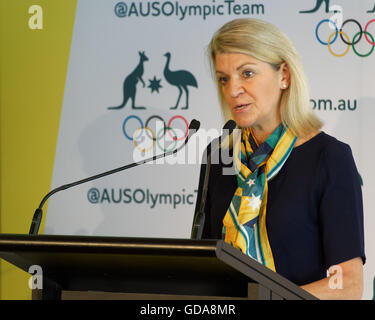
<box><xmin>163</xmin><ymin>52</ymin><xmax>198</xmax><ymax>110</ymax></box>
<box><xmin>28</xmin><ymin>265</ymin><xmax>43</xmax><ymax>290</ymax></box>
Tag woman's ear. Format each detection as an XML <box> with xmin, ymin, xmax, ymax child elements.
<box><xmin>280</xmin><ymin>62</ymin><xmax>290</xmax><ymax>90</ymax></box>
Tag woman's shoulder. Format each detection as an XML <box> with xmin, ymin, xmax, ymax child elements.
<box><xmin>293</xmin><ymin>131</ymin><xmax>357</xmax><ymax>175</ymax></box>
<box><xmin>316</xmin><ymin>131</ymin><xmax>353</xmax><ymax>157</ymax></box>
<box><xmin>295</xmin><ymin>131</ymin><xmax>352</xmax><ymax>155</ymax></box>
<box><xmin>306</xmin><ymin>132</ymin><xmax>359</xmax><ymax>180</ymax></box>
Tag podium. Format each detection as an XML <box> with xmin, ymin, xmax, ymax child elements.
<box><xmin>0</xmin><ymin>234</ymin><xmax>317</xmax><ymax>300</ymax></box>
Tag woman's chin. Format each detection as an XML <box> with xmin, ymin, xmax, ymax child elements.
<box><xmin>232</xmin><ymin>117</ymin><xmax>254</xmax><ymax>129</ymax></box>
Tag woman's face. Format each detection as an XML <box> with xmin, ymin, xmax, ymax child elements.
<box><xmin>215</xmin><ymin>52</ymin><xmax>288</xmax><ymax>131</ymax></box>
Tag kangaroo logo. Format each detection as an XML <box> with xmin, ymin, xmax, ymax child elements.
<box><xmin>300</xmin><ymin>0</ymin><xmax>375</xmax><ymax>13</ymax></box>
<box><xmin>163</xmin><ymin>52</ymin><xmax>198</xmax><ymax>110</ymax></box>
<box><xmin>300</xmin><ymin>0</ymin><xmax>330</xmax><ymax>13</ymax></box>
<box><xmin>109</xmin><ymin>51</ymin><xmax>148</xmax><ymax>110</ymax></box>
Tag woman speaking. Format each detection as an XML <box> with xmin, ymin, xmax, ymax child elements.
<box><xmin>195</xmin><ymin>18</ymin><xmax>365</xmax><ymax>299</ymax></box>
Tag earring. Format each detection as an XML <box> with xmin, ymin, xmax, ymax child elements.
<box><xmin>282</xmin><ymin>84</ymin><xmax>287</xmax><ymax>89</ymax></box>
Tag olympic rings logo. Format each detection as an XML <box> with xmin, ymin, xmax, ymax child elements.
<box><xmin>122</xmin><ymin>115</ymin><xmax>189</xmax><ymax>152</ymax></box>
<box><xmin>315</xmin><ymin>19</ymin><xmax>375</xmax><ymax>57</ymax></box>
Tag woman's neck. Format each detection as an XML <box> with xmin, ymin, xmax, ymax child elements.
<box><xmin>251</xmin><ymin>122</ymin><xmax>281</xmax><ymax>145</ymax></box>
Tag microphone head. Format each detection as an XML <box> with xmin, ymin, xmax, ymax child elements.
<box><xmin>175</xmin><ymin>119</ymin><xmax>200</xmax><ymax>153</ymax></box>
<box><xmin>218</xmin><ymin>120</ymin><xmax>237</xmax><ymax>150</ymax></box>
<box><xmin>223</xmin><ymin>120</ymin><xmax>237</xmax><ymax>135</ymax></box>
<box><xmin>188</xmin><ymin>119</ymin><xmax>200</xmax><ymax>131</ymax></box>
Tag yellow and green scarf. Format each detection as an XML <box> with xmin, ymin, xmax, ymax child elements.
<box><xmin>222</xmin><ymin>124</ymin><xmax>297</xmax><ymax>271</ymax></box>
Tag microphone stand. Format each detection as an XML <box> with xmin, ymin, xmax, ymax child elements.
<box><xmin>191</xmin><ymin>120</ymin><xmax>236</xmax><ymax>240</ymax></box>
<box><xmin>29</xmin><ymin>119</ymin><xmax>201</xmax><ymax>235</ymax></box>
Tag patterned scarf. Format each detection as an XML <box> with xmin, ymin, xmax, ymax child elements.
<box><xmin>222</xmin><ymin>124</ymin><xmax>297</xmax><ymax>271</ymax></box>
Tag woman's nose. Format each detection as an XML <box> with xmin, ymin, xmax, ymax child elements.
<box><xmin>228</xmin><ymin>79</ymin><xmax>244</xmax><ymax>98</ymax></box>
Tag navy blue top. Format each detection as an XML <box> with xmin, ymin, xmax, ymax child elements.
<box><xmin>196</xmin><ymin>132</ymin><xmax>366</xmax><ymax>286</ymax></box>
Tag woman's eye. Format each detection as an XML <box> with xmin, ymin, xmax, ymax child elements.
<box><xmin>243</xmin><ymin>70</ymin><xmax>254</xmax><ymax>78</ymax></box>
<box><xmin>218</xmin><ymin>76</ymin><xmax>228</xmax><ymax>85</ymax></box>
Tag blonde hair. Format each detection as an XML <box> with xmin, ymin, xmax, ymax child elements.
<box><xmin>209</xmin><ymin>18</ymin><xmax>322</xmax><ymax>138</ymax></box>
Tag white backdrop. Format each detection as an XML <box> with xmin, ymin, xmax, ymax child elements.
<box><xmin>44</xmin><ymin>0</ymin><xmax>375</xmax><ymax>299</ymax></box>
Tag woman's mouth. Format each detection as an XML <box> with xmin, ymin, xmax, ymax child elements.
<box><xmin>233</xmin><ymin>103</ymin><xmax>251</xmax><ymax>112</ymax></box>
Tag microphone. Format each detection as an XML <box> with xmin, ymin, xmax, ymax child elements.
<box><xmin>29</xmin><ymin>119</ymin><xmax>201</xmax><ymax>235</ymax></box>
<box><xmin>191</xmin><ymin>120</ymin><xmax>236</xmax><ymax>240</ymax></box>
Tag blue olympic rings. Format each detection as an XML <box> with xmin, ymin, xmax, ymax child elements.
<box><xmin>316</xmin><ymin>19</ymin><xmax>338</xmax><ymax>45</ymax></box>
